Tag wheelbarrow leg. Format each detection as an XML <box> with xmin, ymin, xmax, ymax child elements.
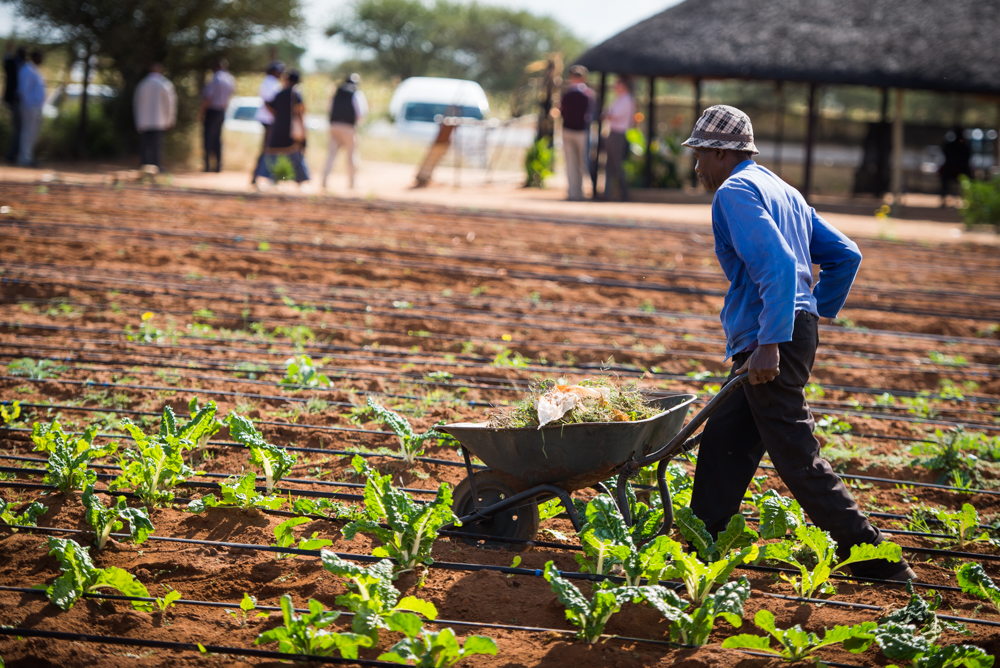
<box><xmin>615</xmin><ymin>470</ymin><xmax>634</xmax><ymax>528</ymax></box>
<box><xmin>656</xmin><ymin>458</ymin><xmax>674</xmax><ymax>536</ymax></box>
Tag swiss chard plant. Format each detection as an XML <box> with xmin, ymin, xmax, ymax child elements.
<box><xmin>675</xmin><ymin>506</ymin><xmax>758</xmax><ymax>563</ymax></box>
<box><xmin>366</xmin><ymin>396</ymin><xmax>448</xmax><ymax>465</ymax></box>
<box><xmin>909</xmin><ymin>504</ymin><xmax>995</xmax><ymax>550</ymax></box>
<box><xmin>227</xmin><ymin>593</ymin><xmax>269</xmax><ymax>627</ymax></box>
<box><xmin>378</xmin><ymin>610</ymin><xmax>498</xmax><ymax>667</ymax></box>
<box><xmin>112</xmin><ymin>418</ymin><xmax>195</xmax><ymax>507</ymax></box>
<box><xmin>0</xmin><ymin>497</ymin><xmax>46</xmax><ymax>531</ymax></box>
<box><xmin>255</xmin><ymin>594</ymin><xmax>372</xmax><ymax>658</ymax></box>
<box><xmin>280</xmin><ymin>354</ymin><xmax>332</xmax><ymax>388</ymax></box>
<box><xmin>574</xmin><ymin>495</ymin><xmax>671</xmax><ymax>585</ymax></box>
<box><xmin>272</xmin><ymin>517</ymin><xmax>333</xmax><ymax>559</ymax></box>
<box><xmin>31</xmin><ymin>421</ymin><xmax>116</xmax><ymax>494</ymax></box>
<box><xmin>542</xmin><ymin>561</ymin><xmax>650</xmax><ymax>643</ymax></box>
<box><xmin>40</xmin><ymin>537</ymin><xmax>152</xmax><ymax>611</ymax></box>
<box><xmin>762</xmin><ymin>525</ymin><xmax>902</xmax><ymax>598</ymax></box>
<box><xmin>82</xmin><ymin>482</ymin><xmax>154</xmax><ymax>551</ymax></box>
<box><xmin>955</xmin><ymin>562</ymin><xmax>1000</xmax><ymax>611</ymax></box>
<box><xmin>162</xmin><ymin>399</ymin><xmax>222</xmax><ymax>451</ymax></box>
<box><xmin>1</xmin><ymin>399</ymin><xmax>20</xmax><ymax>424</ymax></box>
<box><xmin>321</xmin><ymin>552</ymin><xmax>438</xmax><ymax>643</ymax></box>
<box><xmin>290</xmin><ymin>496</ymin><xmax>364</xmax><ymax>521</ymax></box>
<box><xmin>343</xmin><ymin>455</ymin><xmax>455</xmax><ymax>574</ymax></box>
<box><xmin>669</xmin><ymin>576</ymin><xmax>752</xmax><ymax>647</ymax></box>
<box><xmin>226</xmin><ymin>414</ymin><xmax>296</xmax><ymax>493</ymax></box>
<box><xmin>188</xmin><ymin>472</ymin><xmax>284</xmax><ymax>513</ymax></box>
<box><xmin>747</xmin><ymin>490</ymin><xmax>806</xmax><ymax>539</ymax></box>
<box><xmin>722</xmin><ymin>609</ymin><xmax>876</xmax><ymax>662</ymax></box>
<box><xmin>873</xmin><ymin>623</ymin><xmax>992</xmax><ymax>668</ymax></box>
<box><xmin>665</xmin><ymin>509</ymin><xmax>759</xmax><ymax>605</ymax></box>
<box><xmin>880</xmin><ymin>581</ymin><xmax>968</xmax><ymax>642</ymax></box>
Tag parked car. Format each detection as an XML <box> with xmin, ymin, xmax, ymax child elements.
<box><xmin>389</xmin><ymin>77</ymin><xmax>489</xmax><ymax>139</ymax></box>
<box><xmin>224</xmin><ymin>96</ymin><xmax>326</xmax><ymax>135</ymax></box>
<box><xmin>43</xmin><ymin>83</ymin><xmax>117</xmax><ymax>118</ymax></box>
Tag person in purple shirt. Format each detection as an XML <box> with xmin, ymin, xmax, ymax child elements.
<box><xmin>682</xmin><ymin>105</ymin><xmax>916</xmax><ymax>584</ymax></box>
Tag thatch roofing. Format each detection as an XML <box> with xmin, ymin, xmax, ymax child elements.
<box><xmin>576</xmin><ymin>0</ymin><xmax>1000</xmax><ymax>95</ymax></box>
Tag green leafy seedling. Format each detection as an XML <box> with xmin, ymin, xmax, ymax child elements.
<box><xmin>343</xmin><ymin>455</ymin><xmax>455</xmax><ymax>574</ymax></box>
<box><xmin>281</xmin><ymin>354</ymin><xmax>331</xmax><ymax>388</ymax></box>
<box><xmin>874</xmin><ymin>622</ymin><xmax>993</xmax><ymax>668</ymax></box>
<box><xmin>379</xmin><ymin>610</ymin><xmax>497</xmax><ymax>666</ymax></box>
<box><xmin>955</xmin><ymin>562</ymin><xmax>1000</xmax><ymax>611</ymax></box>
<box><xmin>762</xmin><ymin>525</ymin><xmax>902</xmax><ymax>598</ymax></box>
<box><xmin>747</xmin><ymin>490</ymin><xmax>806</xmax><ymax>540</ymax></box>
<box><xmin>41</xmin><ymin>537</ymin><xmax>152</xmax><ymax>611</ymax></box>
<box><xmin>228</xmin><ymin>593</ymin><xmax>269</xmax><ymax>627</ymax></box>
<box><xmin>226</xmin><ymin>414</ymin><xmax>296</xmax><ymax>493</ymax></box>
<box><xmin>321</xmin><ymin>552</ymin><xmax>437</xmax><ymax>643</ymax></box>
<box><xmin>112</xmin><ymin>418</ymin><xmax>194</xmax><ymax>507</ymax></box>
<box><xmin>255</xmin><ymin>594</ymin><xmax>372</xmax><ymax>658</ymax></box>
<box><xmin>82</xmin><ymin>482</ymin><xmax>154</xmax><ymax>550</ymax></box>
<box><xmin>543</xmin><ymin>561</ymin><xmax>655</xmax><ymax>643</ymax></box>
<box><xmin>272</xmin><ymin>517</ymin><xmax>332</xmax><ymax>559</ymax></box>
<box><xmin>669</xmin><ymin>576</ymin><xmax>751</xmax><ymax>647</ymax></box>
<box><xmin>1</xmin><ymin>400</ymin><xmax>20</xmax><ymax>424</ymax></box>
<box><xmin>31</xmin><ymin>421</ymin><xmax>116</xmax><ymax>494</ymax></box>
<box><xmin>723</xmin><ymin>609</ymin><xmax>876</xmax><ymax>662</ymax></box>
<box><xmin>155</xmin><ymin>586</ymin><xmax>182</xmax><ymax>614</ymax></box>
<box><xmin>366</xmin><ymin>396</ymin><xmax>448</xmax><ymax>464</ymax></box>
<box><xmin>0</xmin><ymin>498</ymin><xmax>46</xmax><ymax>531</ymax></box>
<box><xmin>188</xmin><ymin>472</ymin><xmax>284</xmax><ymax>513</ymax></box>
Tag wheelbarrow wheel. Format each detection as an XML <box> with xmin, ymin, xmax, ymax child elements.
<box><xmin>451</xmin><ymin>471</ymin><xmax>540</xmax><ymax>551</ymax></box>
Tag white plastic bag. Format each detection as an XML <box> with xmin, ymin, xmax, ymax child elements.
<box><xmin>535</xmin><ymin>385</ymin><xmax>611</xmax><ymax>429</ymax></box>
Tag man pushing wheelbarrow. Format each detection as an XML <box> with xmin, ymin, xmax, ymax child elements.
<box><xmin>681</xmin><ymin>105</ymin><xmax>916</xmax><ymax>583</ymax></box>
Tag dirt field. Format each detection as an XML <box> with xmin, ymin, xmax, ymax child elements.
<box><xmin>0</xmin><ymin>181</ymin><xmax>999</xmax><ymax>667</ymax></box>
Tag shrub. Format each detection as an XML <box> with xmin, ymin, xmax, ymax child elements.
<box><xmin>524</xmin><ymin>138</ymin><xmax>553</xmax><ymax>187</ymax></box>
<box><xmin>959</xmin><ymin>175</ymin><xmax>1000</xmax><ymax>229</ymax></box>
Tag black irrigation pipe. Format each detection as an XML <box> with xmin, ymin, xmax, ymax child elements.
<box><xmin>5</xmin><ymin>521</ymin><xmax>1000</xmax><ymax>636</ymax></box>
<box><xmin>9</xmin><ymin>183</ymin><xmax>1000</xmax><ymax>294</ymax></box>
<box><xmin>0</xmin><ymin>626</ymin><xmax>400</xmax><ymax>666</ymax></box>
<box><xmin>756</xmin><ymin>463</ymin><xmax>1000</xmax><ymax>496</ymax></box>
<box><xmin>8</xmin><ymin>214</ymin><xmax>1000</xmax><ymax>323</ymax></box>
<box><xmin>16</xmin><ymin>275</ymin><xmax>1000</xmax><ymax>375</ymax></box>
<box><xmin>9</xmin><ymin>260</ymin><xmax>1000</xmax><ymax>357</ymax></box>
<box><xmin>0</xmin><ymin>425</ymin><xmax>482</xmax><ymax>471</ymax></box>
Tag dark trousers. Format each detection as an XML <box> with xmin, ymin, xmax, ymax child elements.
<box><xmin>139</xmin><ymin>130</ymin><xmax>164</xmax><ymax>169</ymax></box>
<box><xmin>5</xmin><ymin>100</ymin><xmax>20</xmax><ymax>163</ymax></box>
<box><xmin>252</xmin><ymin>123</ymin><xmax>273</xmax><ymax>183</ymax></box>
<box><xmin>604</xmin><ymin>131</ymin><xmax>629</xmax><ymax>201</ymax></box>
<box><xmin>690</xmin><ymin>311</ymin><xmax>880</xmax><ymax>558</ymax></box>
<box><xmin>203</xmin><ymin>109</ymin><xmax>225</xmax><ymax>172</ymax></box>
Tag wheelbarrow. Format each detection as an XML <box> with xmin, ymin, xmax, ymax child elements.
<box><xmin>437</xmin><ymin>373</ymin><xmax>749</xmax><ymax>550</ymax></box>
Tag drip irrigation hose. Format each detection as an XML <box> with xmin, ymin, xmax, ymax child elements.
<box><xmin>6</xmin><ymin>210</ymin><xmax>1000</xmax><ymax>323</ymax></box>
<box><xmin>762</xmin><ymin>593</ymin><xmax>1000</xmax><ymax>629</ymax></box>
<box><xmin>0</xmin><ymin>626</ymin><xmax>399</xmax><ymax>666</ymax></box>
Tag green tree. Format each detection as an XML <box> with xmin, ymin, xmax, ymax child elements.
<box><xmin>5</xmin><ymin>0</ymin><xmax>303</xmax><ymax>148</ymax></box>
<box><xmin>327</xmin><ymin>0</ymin><xmax>584</xmax><ymax>92</ymax></box>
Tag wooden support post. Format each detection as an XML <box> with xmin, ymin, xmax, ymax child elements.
<box><xmin>690</xmin><ymin>78</ymin><xmax>701</xmax><ymax>187</ymax></box>
<box><xmin>802</xmin><ymin>83</ymin><xmax>817</xmax><ymax>201</ymax></box>
<box><xmin>591</xmin><ymin>72</ymin><xmax>607</xmax><ymax>199</ymax></box>
<box><xmin>773</xmin><ymin>81</ymin><xmax>785</xmax><ymax>178</ymax></box>
<box><xmin>891</xmin><ymin>88</ymin><xmax>905</xmax><ymax>214</ymax></box>
<box><xmin>644</xmin><ymin>76</ymin><xmax>656</xmax><ymax>188</ymax></box>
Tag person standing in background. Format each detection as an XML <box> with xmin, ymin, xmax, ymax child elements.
<box><xmin>133</xmin><ymin>63</ymin><xmax>177</xmax><ymax>170</ymax></box>
<box><xmin>601</xmin><ymin>76</ymin><xmax>635</xmax><ymax>202</ymax></box>
<box><xmin>199</xmin><ymin>58</ymin><xmax>235</xmax><ymax>172</ymax></box>
<box><xmin>559</xmin><ymin>65</ymin><xmax>595</xmax><ymax>201</ymax></box>
<box><xmin>939</xmin><ymin>128</ymin><xmax>971</xmax><ymax>206</ymax></box>
<box><xmin>254</xmin><ymin>70</ymin><xmax>310</xmax><ymax>186</ymax></box>
<box><xmin>252</xmin><ymin>60</ymin><xmax>284</xmax><ymax>185</ymax></box>
<box><xmin>321</xmin><ymin>73</ymin><xmax>367</xmax><ymax>191</ymax></box>
<box><xmin>3</xmin><ymin>43</ymin><xmax>24</xmax><ymax>164</ymax></box>
<box><xmin>16</xmin><ymin>50</ymin><xmax>44</xmax><ymax>168</ymax></box>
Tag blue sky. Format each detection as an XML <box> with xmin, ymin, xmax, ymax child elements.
<box><xmin>0</xmin><ymin>0</ymin><xmax>680</xmax><ymax>70</ymax></box>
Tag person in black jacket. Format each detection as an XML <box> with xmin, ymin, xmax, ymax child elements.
<box><xmin>321</xmin><ymin>73</ymin><xmax>367</xmax><ymax>191</ymax></box>
<box><xmin>3</xmin><ymin>43</ymin><xmax>24</xmax><ymax>164</ymax></box>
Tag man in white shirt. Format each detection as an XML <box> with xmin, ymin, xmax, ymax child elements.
<box><xmin>252</xmin><ymin>60</ymin><xmax>284</xmax><ymax>184</ymax></box>
<box><xmin>133</xmin><ymin>63</ymin><xmax>177</xmax><ymax>170</ymax></box>
<box><xmin>199</xmin><ymin>59</ymin><xmax>235</xmax><ymax>172</ymax></box>
<box><xmin>601</xmin><ymin>77</ymin><xmax>636</xmax><ymax>201</ymax></box>
<box><xmin>16</xmin><ymin>50</ymin><xmax>45</xmax><ymax>167</ymax></box>
<box><xmin>321</xmin><ymin>73</ymin><xmax>368</xmax><ymax>190</ymax></box>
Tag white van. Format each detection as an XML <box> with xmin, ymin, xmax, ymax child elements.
<box><xmin>389</xmin><ymin>77</ymin><xmax>489</xmax><ymax>141</ymax></box>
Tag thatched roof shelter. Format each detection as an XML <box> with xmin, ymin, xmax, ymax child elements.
<box><xmin>576</xmin><ymin>0</ymin><xmax>1000</xmax><ymax>201</ymax></box>
<box><xmin>577</xmin><ymin>0</ymin><xmax>1000</xmax><ymax>95</ymax></box>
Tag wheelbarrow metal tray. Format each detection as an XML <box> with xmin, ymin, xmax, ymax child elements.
<box><xmin>439</xmin><ymin>393</ymin><xmax>697</xmax><ymax>493</ymax></box>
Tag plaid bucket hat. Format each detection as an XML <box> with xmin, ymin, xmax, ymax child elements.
<box><xmin>682</xmin><ymin>105</ymin><xmax>759</xmax><ymax>154</ymax></box>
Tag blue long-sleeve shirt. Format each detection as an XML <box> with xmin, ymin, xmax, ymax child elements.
<box><xmin>17</xmin><ymin>62</ymin><xmax>45</xmax><ymax>109</ymax></box>
<box><xmin>711</xmin><ymin>161</ymin><xmax>862</xmax><ymax>359</ymax></box>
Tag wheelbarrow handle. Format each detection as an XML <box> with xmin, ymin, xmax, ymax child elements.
<box><xmin>634</xmin><ymin>371</ymin><xmax>750</xmax><ymax>469</ymax></box>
